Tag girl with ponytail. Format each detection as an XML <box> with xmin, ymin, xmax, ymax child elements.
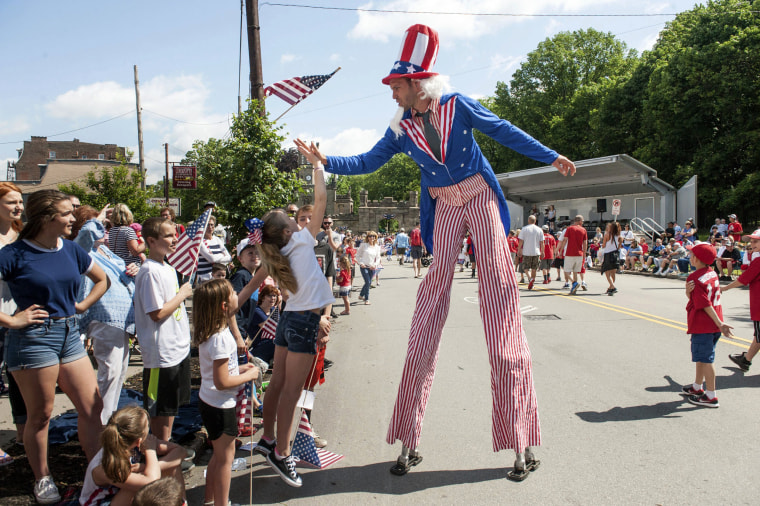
<box><xmin>80</xmin><ymin>406</ymin><xmax>186</xmax><ymax>505</ymax></box>
<box><xmin>252</xmin><ymin>140</ymin><xmax>333</xmax><ymax>488</ymax></box>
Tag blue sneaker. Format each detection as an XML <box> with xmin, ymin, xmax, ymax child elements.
<box><xmin>570</xmin><ymin>282</ymin><xmax>579</xmax><ymax>295</ymax></box>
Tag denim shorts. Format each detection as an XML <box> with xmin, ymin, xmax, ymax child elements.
<box><xmin>691</xmin><ymin>332</ymin><xmax>721</xmax><ymax>363</ymax></box>
<box><xmin>5</xmin><ymin>317</ymin><xmax>85</xmax><ymax>371</ymax></box>
<box><xmin>274</xmin><ymin>310</ymin><xmax>319</xmax><ymax>355</ymax></box>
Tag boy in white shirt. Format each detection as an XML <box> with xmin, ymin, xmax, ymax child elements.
<box><xmin>134</xmin><ymin>217</ymin><xmax>193</xmax><ymax>441</ymax></box>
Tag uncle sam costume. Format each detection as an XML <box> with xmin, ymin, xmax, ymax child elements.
<box><xmin>325</xmin><ymin>24</ymin><xmax>560</xmax><ymax>468</ymax></box>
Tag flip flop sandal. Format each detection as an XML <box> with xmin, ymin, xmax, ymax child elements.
<box><xmin>389</xmin><ymin>454</ymin><xmax>423</xmax><ymax>476</ymax></box>
<box><xmin>0</xmin><ymin>449</ymin><xmax>13</xmax><ymax>466</ymax></box>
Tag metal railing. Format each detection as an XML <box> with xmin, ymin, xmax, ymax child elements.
<box><xmin>630</xmin><ymin>217</ymin><xmax>665</xmax><ymax>240</ymax></box>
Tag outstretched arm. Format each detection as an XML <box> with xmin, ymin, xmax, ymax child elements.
<box><xmin>295</xmin><ymin>139</ymin><xmax>327</xmax><ymax>238</ymax></box>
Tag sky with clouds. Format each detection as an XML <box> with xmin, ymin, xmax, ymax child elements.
<box><xmin>0</xmin><ymin>0</ymin><xmax>703</xmax><ymax>184</ymax></box>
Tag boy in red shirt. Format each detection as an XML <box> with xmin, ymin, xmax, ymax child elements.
<box><xmin>725</xmin><ymin>229</ymin><xmax>760</xmax><ymax>372</ymax></box>
<box><xmin>682</xmin><ymin>243</ymin><xmax>733</xmax><ymax>408</ymax></box>
<box><xmin>541</xmin><ymin>225</ymin><xmax>556</xmax><ymax>284</ymax></box>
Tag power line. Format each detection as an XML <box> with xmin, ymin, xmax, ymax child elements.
<box><xmin>0</xmin><ymin>110</ymin><xmax>134</xmax><ymax>146</ymax></box>
<box><xmin>142</xmin><ymin>109</ymin><xmax>230</xmax><ymax>125</ymax></box>
<box><xmin>261</xmin><ymin>2</ymin><xmax>692</xmax><ymax>17</ymax></box>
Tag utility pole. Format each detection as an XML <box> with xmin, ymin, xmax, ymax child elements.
<box><xmin>164</xmin><ymin>143</ymin><xmax>169</xmax><ymax>201</ymax></box>
<box><xmin>245</xmin><ymin>0</ymin><xmax>265</xmax><ymax>115</ymax></box>
<box><xmin>134</xmin><ymin>65</ymin><xmax>146</xmax><ymax>190</ymax></box>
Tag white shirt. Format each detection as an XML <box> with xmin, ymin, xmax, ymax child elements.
<box><xmin>199</xmin><ymin>328</ymin><xmax>239</xmax><ymax>409</ymax></box>
<box><xmin>519</xmin><ymin>224</ymin><xmax>544</xmax><ymax>256</ymax></box>
<box><xmin>134</xmin><ymin>259</ymin><xmax>190</xmax><ymax>368</ymax></box>
<box><xmin>281</xmin><ymin>228</ymin><xmax>334</xmax><ymax>312</ymax></box>
<box><xmin>357</xmin><ymin>242</ymin><xmax>383</xmax><ymax>269</ymax></box>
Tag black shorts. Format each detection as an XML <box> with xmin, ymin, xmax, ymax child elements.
<box><xmin>199</xmin><ymin>399</ymin><xmax>238</xmax><ymax>440</ymax></box>
<box><xmin>396</xmin><ymin>247</ymin><xmax>406</xmax><ymax>256</ymax></box>
<box><xmin>552</xmin><ymin>258</ymin><xmax>564</xmax><ymax>268</ymax></box>
<box><xmin>410</xmin><ymin>245</ymin><xmax>423</xmax><ymax>259</ymax></box>
<box><xmin>143</xmin><ymin>354</ymin><xmax>191</xmax><ymax>417</ymax></box>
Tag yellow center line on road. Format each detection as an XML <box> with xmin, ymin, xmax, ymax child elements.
<box><xmin>532</xmin><ymin>286</ymin><xmax>749</xmax><ymax>350</ymax></box>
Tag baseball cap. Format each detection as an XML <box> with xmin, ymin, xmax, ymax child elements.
<box><xmin>686</xmin><ymin>241</ymin><xmax>717</xmax><ymax>265</ymax></box>
<box><xmin>542</xmin><ymin>225</ymin><xmax>549</xmax><ymax>231</ymax></box>
<box><xmin>236</xmin><ymin>238</ymin><xmax>256</xmax><ymax>257</ymax></box>
<box><xmin>728</xmin><ymin>214</ymin><xmax>737</xmax><ymax>219</ymax></box>
<box><xmin>742</xmin><ymin>229</ymin><xmax>760</xmax><ymax>242</ymax></box>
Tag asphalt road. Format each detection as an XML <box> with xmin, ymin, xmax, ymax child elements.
<box><xmin>197</xmin><ymin>261</ymin><xmax>760</xmax><ymax>505</ymax></box>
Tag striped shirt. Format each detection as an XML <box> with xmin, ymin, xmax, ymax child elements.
<box><xmin>196</xmin><ymin>235</ymin><xmax>231</xmax><ymax>280</ymax></box>
<box><xmin>108</xmin><ymin>226</ymin><xmax>142</xmax><ymax>266</ymax></box>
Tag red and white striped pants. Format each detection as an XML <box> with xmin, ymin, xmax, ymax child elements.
<box><xmin>386</xmin><ymin>177</ymin><xmax>541</xmax><ymax>452</ymax></box>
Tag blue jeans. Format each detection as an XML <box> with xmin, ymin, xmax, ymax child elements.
<box><xmin>360</xmin><ymin>267</ymin><xmax>375</xmax><ymax>300</ymax></box>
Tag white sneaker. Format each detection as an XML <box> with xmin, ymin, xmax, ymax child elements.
<box><xmin>34</xmin><ymin>475</ymin><xmax>60</xmax><ymax>504</ymax></box>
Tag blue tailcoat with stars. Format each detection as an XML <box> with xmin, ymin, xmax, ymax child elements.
<box><xmin>325</xmin><ymin>93</ymin><xmax>558</xmax><ymax>253</ymax></box>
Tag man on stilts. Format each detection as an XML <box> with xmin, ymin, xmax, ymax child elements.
<box><xmin>311</xmin><ymin>24</ymin><xmax>576</xmax><ymax>481</ymax></box>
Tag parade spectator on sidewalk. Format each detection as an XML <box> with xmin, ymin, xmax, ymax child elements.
<box><xmin>0</xmin><ymin>190</ymin><xmax>108</xmax><ymax>503</ymax></box>
<box><xmin>624</xmin><ymin>239</ymin><xmax>644</xmax><ymax>271</ymax></box>
<box><xmin>541</xmin><ymin>225</ymin><xmax>555</xmax><ymax>284</ymax></box>
<box><xmin>196</xmin><ymin>215</ymin><xmax>232</xmax><ymax>284</ymax></box>
<box><xmin>109</xmin><ymin>203</ymin><xmax>146</xmax><ymax>269</ymax></box>
<box><xmin>620</xmin><ymin>223</ymin><xmax>635</xmax><ymax>251</ymax></box>
<box><xmin>73</xmin><ymin>211</ymin><xmax>138</xmax><ymax>425</ymax></box>
<box><xmin>409</xmin><ymin>222</ymin><xmax>424</xmax><ymax>278</ymax></box>
<box><xmin>715</xmin><ymin>239</ymin><xmax>741</xmax><ymax>281</ymax></box>
<box><xmin>656</xmin><ymin>240</ymin><xmax>689</xmax><ymax>276</ymax></box>
<box><xmin>682</xmin><ymin>220</ymin><xmax>697</xmax><ymax>244</ymax></box>
<box><xmin>727</xmin><ymin>214</ymin><xmax>743</xmax><ymax>243</ymax></box>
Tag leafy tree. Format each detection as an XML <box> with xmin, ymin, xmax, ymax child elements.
<box><xmin>349</xmin><ymin>153</ymin><xmax>421</xmax><ymax>208</ymax></box>
<box><xmin>59</xmin><ymin>153</ymin><xmax>158</xmax><ymax>223</ymax></box>
<box><xmin>276</xmin><ymin>148</ymin><xmax>300</xmax><ymax>173</ymax></box>
<box><xmin>633</xmin><ymin>0</ymin><xmax>760</xmax><ymax>224</ymax></box>
<box><xmin>483</xmin><ymin>28</ymin><xmax>638</xmax><ymax>172</ymax></box>
<box><xmin>183</xmin><ymin>100</ymin><xmax>303</xmax><ymax>244</ymax></box>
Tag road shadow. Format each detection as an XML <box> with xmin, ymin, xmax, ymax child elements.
<box><xmin>195</xmin><ymin>460</ymin><xmax>508</xmax><ymax>504</ymax></box>
<box><xmin>576</xmin><ymin>398</ymin><xmax>699</xmax><ymax>422</ymax></box>
<box><xmin>576</xmin><ymin>371</ymin><xmax>760</xmax><ymax>423</ymax></box>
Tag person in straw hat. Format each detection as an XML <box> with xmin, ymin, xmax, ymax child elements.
<box><xmin>301</xmin><ymin>23</ymin><xmax>576</xmax><ymax>481</ymax></box>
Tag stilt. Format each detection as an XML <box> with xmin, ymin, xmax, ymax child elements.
<box><xmin>507</xmin><ymin>446</ymin><xmax>540</xmax><ymax>482</ymax></box>
<box><xmin>389</xmin><ymin>445</ymin><xmax>423</xmax><ymax>476</ymax></box>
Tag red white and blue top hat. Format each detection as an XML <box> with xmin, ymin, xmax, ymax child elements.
<box><xmin>381</xmin><ymin>24</ymin><xmax>440</xmax><ymax>85</ymax></box>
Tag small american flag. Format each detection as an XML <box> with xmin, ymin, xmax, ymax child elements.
<box><xmin>236</xmin><ymin>353</ymin><xmax>254</xmax><ymax>436</ymax></box>
<box><xmin>167</xmin><ymin>209</ymin><xmax>212</xmax><ymax>276</ymax></box>
<box><xmin>264</xmin><ymin>69</ymin><xmax>338</xmax><ymax>106</ymax></box>
<box><xmin>260</xmin><ymin>307</ymin><xmax>279</xmax><ymax>341</ymax></box>
<box><xmin>291</xmin><ymin>411</ymin><xmax>344</xmax><ymax>469</ymax></box>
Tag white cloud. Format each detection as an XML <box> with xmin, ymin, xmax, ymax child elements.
<box><xmin>0</xmin><ymin>117</ymin><xmax>31</xmax><ymax>137</ymax></box>
<box><xmin>348</xmin><ymin>0</ymin><xmax>619</xmax><ymax>43</ymax></box>
<box><xmin>287</xmin><ymin>127</ymin><xmax>381</xmax><ymax>157</ymax></box>
<box><xmin>44</xmin><ymin>75</ymin><xmax>232</xmax><ymax>184</ymax></box>
<box><xmin>280</xmin><ymin>53</ymin><xmax>300</xmax><ymax>64</ymax></box>
<box><xmin>330</xmin><ymin>53</ymin><xmax>341</xmax><ymax>62</ymax></box>
<box><xmin>488</xmin><ymin>53</ymin><xmax>522</xmax><ymax>78</ymax></box>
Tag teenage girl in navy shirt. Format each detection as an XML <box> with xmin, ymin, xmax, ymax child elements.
<box><xmin>0</xmin><ymin>190</ymin><xmax>108</xmax><ymax>504</ymax></box>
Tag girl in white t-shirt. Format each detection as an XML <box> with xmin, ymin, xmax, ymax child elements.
<box><xmin>252</xmin><ymin>139</ymin><xmax>333</xmax><ymax>488</ymax></box>
<box><xmin>193</xmin><ymin>279</ymin><xmax>260</xmax><ymax>506</ymax></box>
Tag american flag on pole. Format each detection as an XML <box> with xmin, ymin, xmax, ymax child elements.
<box><xmin>291</xmin><ymin>412</ymin><xmax>344</xmax><ymax>469</ymax></box>
<box><xmin>264</xmin><ymin>69</ymin><xmax>339</xmax><ymax>106</ymax></box>
<box><xmin>167</xmin><ymin>209</ymin><xmax>212</xmax><ymax>276</ymax></box>
<box><xmin>235</xmin><ymin>380</ymin><xmax>254</xmax><ymax>437</ymax></box>
<box><xmin>260</xmin><ymin>307</ymin><xmax>279</xmax><ymax>341</ymax></box>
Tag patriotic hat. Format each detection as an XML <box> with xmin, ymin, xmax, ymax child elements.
<box><xmin>687</xmin><ymin>242</ymin><xmax>717</xmax><ymax>265</ymax></box>
<box><xmin>381</xmin><ymin>24</ymin><xmax>440</xmax><ymax>85</ymax></box>
<box><xmin>742</xmin><ymin>229</ymin><xmax>760</xmax><ymax>242</ymax></box>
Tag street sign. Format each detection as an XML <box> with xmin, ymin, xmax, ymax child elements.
<box><xmin>612</xmin><ymin>199</ymin><xmax>621</xmax><ymax>216</ymax></box>
<box><xmin>172</xmin><ymin>165</ymin><xmax>197</xmax><ymax>189</ymax></box>
<box><xmin>147</xmin><ymin>197</ymin><xmax>180</xmax><ymax>216</ymax></box>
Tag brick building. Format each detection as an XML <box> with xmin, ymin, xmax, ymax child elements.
<box><xmin>8</xmin><ymin>136</ymin><xmax>127</xmax><ymax>181</ymax></box>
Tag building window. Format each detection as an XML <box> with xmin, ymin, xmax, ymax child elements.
<box><xmin>98</xmin><ymin>154</ymin><xmax>105</xmax><ymax>160</ymax></box>
<box><xmin>82</xmin><ymin>155</ymin><xmax>88</xmax><ymax>159</ymax></box>
<box><xmin>49</xmin><ymin>151</ymin><xmax>56</xmax><ymax>159</ymax></box>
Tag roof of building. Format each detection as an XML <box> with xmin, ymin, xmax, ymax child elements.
<box><xmin>13</xmin><ymin>159</ymin><xmax>139</xmax><ymax>193</ymax></box>
<box><xmin>495</xmin><ymin>154</ymin><xmax>675</xmax><ymax>206</ymax></box>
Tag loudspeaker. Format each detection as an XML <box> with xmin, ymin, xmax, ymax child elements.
<box><xmin>596</xmin><ymin>199</ymin><xmax>607</xmax><ymax>213</ymax></box>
